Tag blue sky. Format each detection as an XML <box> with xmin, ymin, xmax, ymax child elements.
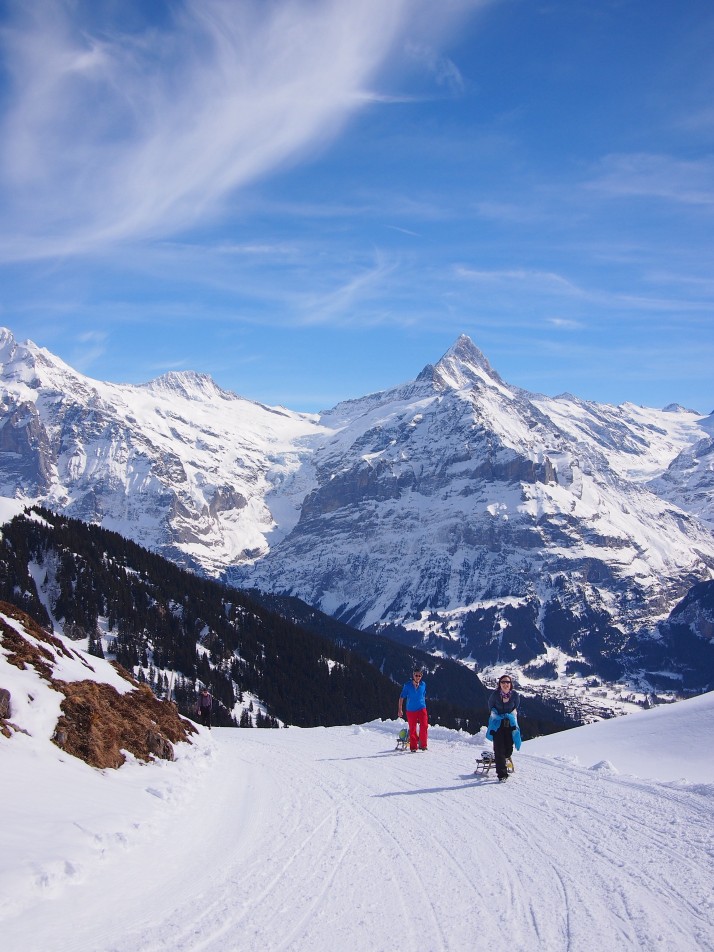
<box><xmin>0</xmin><ymin>0</ymin><xmax>712</xmax><ymax>413</ymax></box>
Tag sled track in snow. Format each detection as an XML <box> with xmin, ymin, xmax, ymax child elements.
<box><xmin>6</xmin><ymin>725</ymin><xmax>713</xmax><ymax>952</ymax></box>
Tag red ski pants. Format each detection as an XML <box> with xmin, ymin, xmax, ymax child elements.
<box><xmin>406</xmin><ymin>708</ymin><xmax>428</xmax><ymax>750</ymax></box>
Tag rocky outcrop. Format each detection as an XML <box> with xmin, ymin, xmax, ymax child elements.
<box><xmin>0</xmin><ymin>601</ymin><xmax>196</xmax><ymax>768</ymax></box>
<box><xmin>52</xmin><ymin>678</ymin><xmax>185</xmax><ymax>768</ymax></box>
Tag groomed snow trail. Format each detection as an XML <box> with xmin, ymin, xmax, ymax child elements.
<box><xmin>5</xmin><ymin>723</ymin><xmax>714</xmax><ymax>952</ymax></box>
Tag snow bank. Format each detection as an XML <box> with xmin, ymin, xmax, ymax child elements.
<box><xmin>525</xmin><ymin>691</ymin><xmax>714</xmax><ymax>784</ymax></box>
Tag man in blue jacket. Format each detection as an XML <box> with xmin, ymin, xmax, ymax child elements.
<box><xmin>487</xmin><ymin>674</ymin><xmax>521</xmax><ymax>781</ymax></box>
<box><xmin>398</xmin><ymin>666</ymin><xmax>428</xmax><ymax>751</ymax></box>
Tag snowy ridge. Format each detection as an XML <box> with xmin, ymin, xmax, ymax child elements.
<box><xmin>1</xmin><ymin>326</ymin><xmax>714</xmax><ymax>699</ymax></box>
<box><xmin>1</xmin><ymin>614</ymin><xmax>712</xmax><ymax>952</ymax></box>
<box><xmin>0</xmin><ymin>327</ymin><xmax>325</xmax><ymax>573</ymax></box>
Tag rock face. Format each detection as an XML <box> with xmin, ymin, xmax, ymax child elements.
<box><xmin>1</xmin><ymin>326</ymin><xmax>714</xmax><ymax>691</ymax></box>
<box><xmin>634</xmin><ymin>580</ymin><xmax>714</xmax><ymax>691</ymax></box>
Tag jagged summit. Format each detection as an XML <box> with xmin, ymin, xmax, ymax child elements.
<box><xmin>0</xmin><ymin>326</ymin><xmax>16</xmax><ymax>352</ymax></box>
<box><xmin>443</xmin><ymin>333</ymin><xmax>492</xmax><ymax>368</ymax></box>
<box><xmin>0</xmin><ymin>326</ymin><xmax>92</xmax><ymax>395</ymax></box>
<box><xmin>0</xmin><ymin>327</ymin><xmax>37</xmax><ymax>369</ymax></box>
<box><xmin>144</xmin><ymin>369</ymin><xmax>236</xmax><ymax>403</ymax></box>
<box><xmin>429</xmin><ymin>334</ymin><xmax>509</xmax><ymax>394</ymax></box>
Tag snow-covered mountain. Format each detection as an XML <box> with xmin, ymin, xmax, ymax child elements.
<box><xmin>233</xmin><ymin>336</ymin><xmax>714</xmax><ymax>694</ymax></box>
<box><xmin>1</xmin><ymin>327</ymin><xmax>713</xmax><ymax>699</ymax></box>
<box><xmin>0</xmin><ymin>327</ymin><xmax>325</xmax><ymax>574</ymax></box>
<box><xmin>2</xmin><ymin>606</ymin><xmax>713</xmax><ymax>952</ymax></box>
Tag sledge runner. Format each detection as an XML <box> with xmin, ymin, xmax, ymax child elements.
<box><xmin>474</xmin><ymin>750</ymin><xmax>514</xmax><ymax>776</ymax></box>
<box><xmin>395</xmin><ymin>725</ymin><xmax>410</xmax><ymax>751</ymax></box>
<box><xmin>397</xmin><ymin>666</ymin><xmax>428</xmax><ymax>751</ymax></box>
<box><xmin>486</xmin><ymin>674</ymin><xmax>521</xmax><ymax>780</ymax></box>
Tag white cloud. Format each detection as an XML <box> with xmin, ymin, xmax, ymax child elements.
<box><xmin>406</xmin><ymin>42</ymin><xmax>466</xmax><ymax>95</ymax></box>
<box><xmin>587</xmin><ymin>153</ymin><xmax>714</xmax><ymax>207</ymax></box>
<box><xmin>454</xmin><ymin>266</ymin><xmax>582</xmax><ymax>295</ymax></box>
<box><xmin>68</xmin><ymin>330</ymin><xmax>109</xmax><ymax>371</ymax></box>
<box><xmin>298</xmin><ymin>253</ymin><xmax>398</xmax><ymax>327</ymax></box>
<box><xmin>546</xmin><ymin>317</ymin><xmax>582</xmax><ymax>330</ymax></box>
<box><xmin>0</xmin><ymin>0</ymin><xmax>481</xmax><ymax>259</ymax></box>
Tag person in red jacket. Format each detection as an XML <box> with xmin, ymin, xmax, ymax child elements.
<box><xmin>397</xmin><ymin>666</ymin><xmax>428</xmax><ymax>751</ymax></box>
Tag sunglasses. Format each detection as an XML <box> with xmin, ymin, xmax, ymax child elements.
<box><xmin>499</xmin><ymin>679</ymin><xmax>512</xmax><ymax>684</ymax></box>
<box><xmin>413</xmin><ymin>673</ymin><xmax>423</xmax><ymax>679</ymax></box>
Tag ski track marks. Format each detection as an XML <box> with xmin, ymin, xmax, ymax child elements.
<box><xmin>5</xmin><ymin>724</ymin><xmax>714</xmax><ymax>952</ymax></box>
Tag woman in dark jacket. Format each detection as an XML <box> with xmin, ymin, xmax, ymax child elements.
<box><xmin>487</xmin><ymin>674</ymin><xmax>521</xmax><ymax>781</ymax></box>
<box><xmin>197</xmin><ymin>687</ymin><xmax>213</xmax><ymax>729</ymax></box>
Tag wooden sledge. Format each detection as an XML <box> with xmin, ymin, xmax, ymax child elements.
<box><xmin>395</xmin><ymin>726</ymin><xmax>410</xmax><ymax>751</ymax></box>
<box><xmin>474</xmin><ymin>751</ymin><xmax>514</xmax><ymax>775</ymax></box>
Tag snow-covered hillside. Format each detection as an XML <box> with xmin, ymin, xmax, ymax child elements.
<box><xmin>1</xmin><ymin>622</ymin><xmax>713</xmax><ymax>952</ymax></box>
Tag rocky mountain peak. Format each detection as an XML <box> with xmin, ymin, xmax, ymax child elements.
<box><xmin>0</xmin><ymin>326</ymin><xmax>77</xmax><ymax>392</ymax></box>
<box><xmin>0</xmin><ymin>327</ymin><xmax>34</xmax><ymax>375</ymax></box>
<box><xmin>0</xmin><ymin>326</ymin><xmax>17</xmax><ymax>355</ymax></box>
<box><xmin>430</xmin><ymin>334</ymin><xmax>509</xmax><ymax>394</ymax></box>
<box><xmin>445</xmin><ymin>333</ymin><xmax>491</xmax><ymax>366</ymax></box>
<box><xmin>143</xmin><ymin>370</ymin><xmax>234</xmax><ymax>403</ymax></box>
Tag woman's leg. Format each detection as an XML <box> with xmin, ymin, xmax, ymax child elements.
<box><xmin>493</xmin><ymin>721</ymin><xmax>513</xmax><ymax>778</ymax></box>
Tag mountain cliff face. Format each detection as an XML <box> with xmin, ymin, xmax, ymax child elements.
<box><xmin>1</xmin><ymin>327</ymin><xmax>713</xmax><ymax>698</ymax></box>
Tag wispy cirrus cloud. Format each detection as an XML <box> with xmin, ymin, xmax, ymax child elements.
<box><xmin>546</xmin><ymin>317</ymin><xmax>583</xmax><ymax>330</ymax></box>
<box><xmin>67</xmin><ymin>329</ymin><xmax>109</xmax><ymax>372</ymax></box>
<box><xmin>453</xmin><ymin>262</ymin><xmax>714</xmax><ymax>321</ymax></box>
<box><xmin>454</xmin><ymin>266</ymin><xmax>582</xmax><ymax>295</ymax></box>
<box><xmin>0</xmin><ymin>0</ymin><xmax>483</xmax><ymax>259</ymax></box>
<box><xmin>586</xmin><ymin>153</ymin><xmax>714</xmax><ymax>207</ymax></box>
<box><xmin>405</xmin><ymin>42</ymin><xmax>466</xmax><ymax>95</ymax></box>
<box><xmin>297</xmin><ymin>253</ymin><xmax>399</xmax><ymax>327</ymax></box>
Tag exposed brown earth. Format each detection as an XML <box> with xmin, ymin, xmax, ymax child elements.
<box><xmin>0</xmin><ymin>600</ymin><xmax>196</xmax><ymax>767</ymax></box>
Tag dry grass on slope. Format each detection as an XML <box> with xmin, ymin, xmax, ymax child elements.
<box><xmin>0</xmin><ymin>601</ymin><xmax>196</xmax><ymax>768</ymax></box>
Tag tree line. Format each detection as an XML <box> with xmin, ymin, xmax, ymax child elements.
<box><xmin>0</xmin><ymin>508</ymin><xmax>488</xmax><ymax>731</ymax></box>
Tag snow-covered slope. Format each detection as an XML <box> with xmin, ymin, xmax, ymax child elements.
<box><xmin>1</xmin><ymin>615</ymin><xmax>712</xmax><ymax>952</ymax></box>
<box><xmin>648</xmin><ymin>413</ymin><xmax>714</xmax><ymax>531</ymax></box>
<box><xmin>526</xmin><ymin>690</ymin><xmax>714</xmax><ymax>784</ymax></box>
